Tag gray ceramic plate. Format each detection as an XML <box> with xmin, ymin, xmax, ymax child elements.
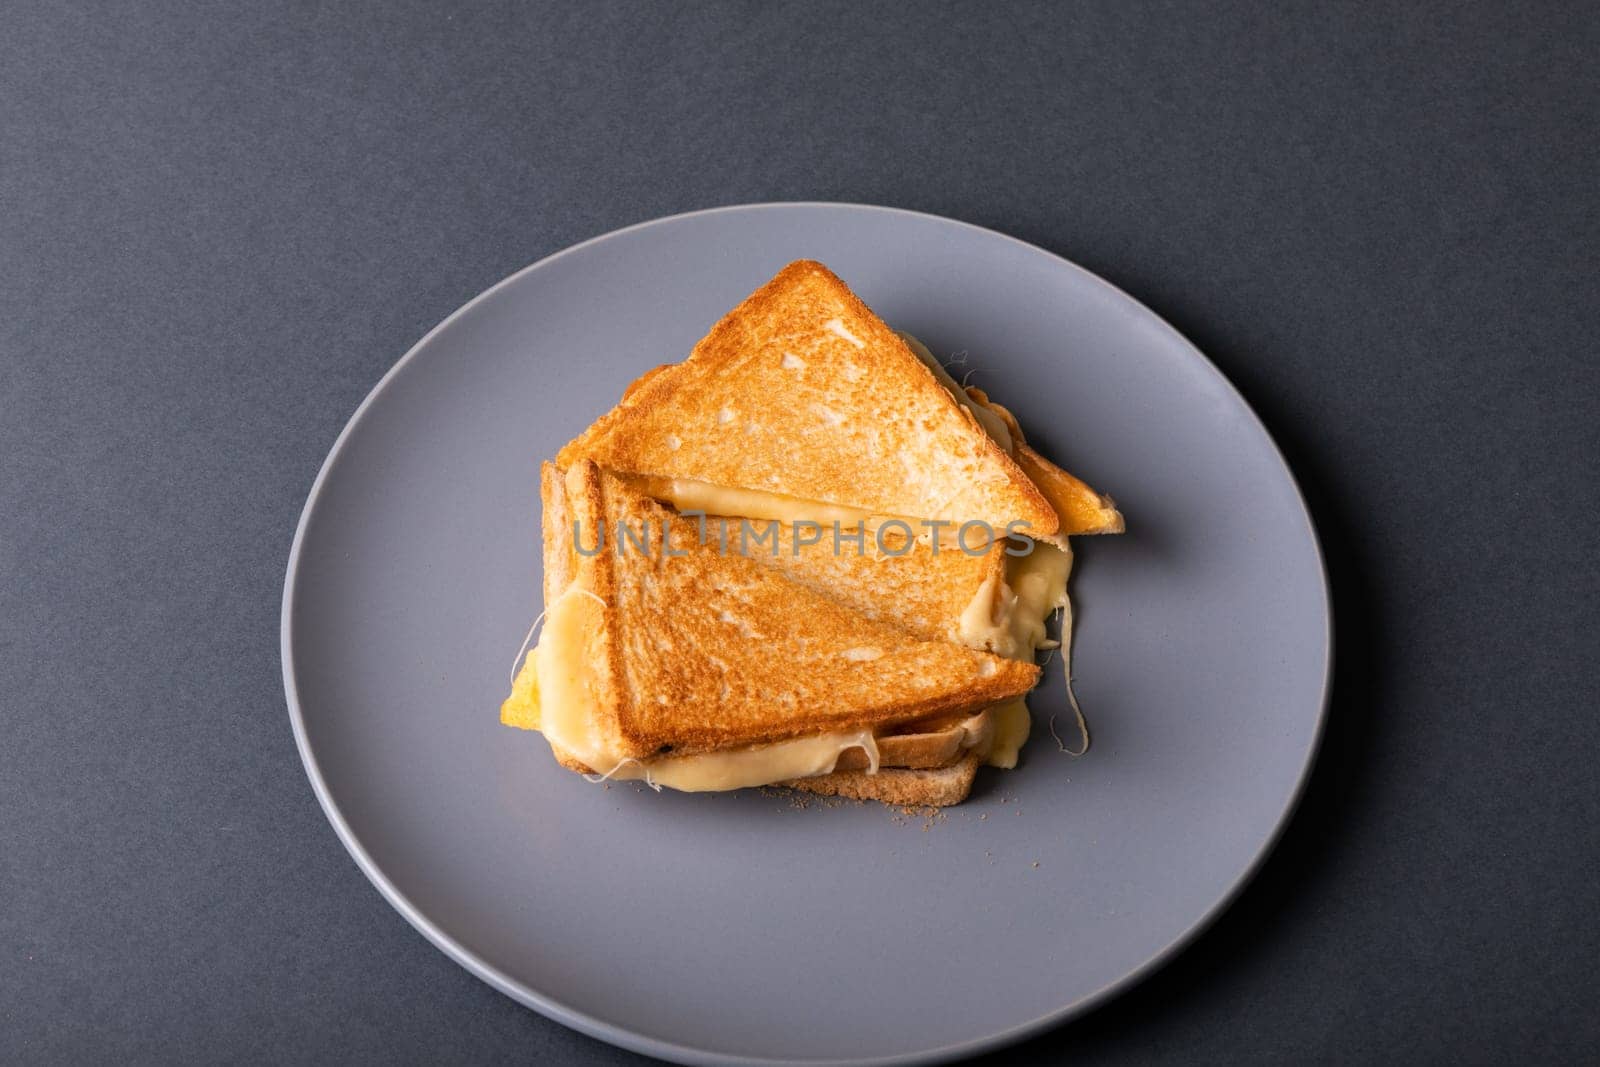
<box><xmin>283</xmin><ymin>204</ymin><xmax>1329</xmax><ymax>1065</ymax></box>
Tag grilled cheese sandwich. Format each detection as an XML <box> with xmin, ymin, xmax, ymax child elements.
<box><xmin>505</xmin><ymin>261</ymin><xmax>1122</xmax><ymax>805</ymax></box>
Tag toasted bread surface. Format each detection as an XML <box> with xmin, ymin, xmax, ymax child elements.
<box><xmin>546</xmin><ymin>461</ymin><xmax>1039</xmax><ymax>761</ymax></box>
<box><xmin>558</xmin><ymin>261</ymin><xmax>1057</xmax><ymax>534</ymax></box>
<box><xmin>539</xmin><ymin>462</ymin><xmax>577</xmax><ymax>607</ymax></box>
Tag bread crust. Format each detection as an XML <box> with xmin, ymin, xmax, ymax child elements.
<box><xmin>785</xmin><ymin>753</ymin><xmax>983</xmax><ymax>807</ymax></box>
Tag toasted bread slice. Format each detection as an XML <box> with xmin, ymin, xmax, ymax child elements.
<box><xmin>785</xmin><ymin>753</ymin><xmax>984</xmax><ymax>807</ymax></box>
<box><xmin>510</xmin><ymin>461</ymin><xmax>1039</xmax><ymax>767</ymax></box>
<box><xmin>558</xmin><ymin>261</ymin><xmax>1058</xmax><ymax>536</ymax></box>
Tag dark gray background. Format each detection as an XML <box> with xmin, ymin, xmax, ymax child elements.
<box><xmin>4</xmin><ymin>1</ymin><xmax>1597</xmax><ymax>1063</ymax></box>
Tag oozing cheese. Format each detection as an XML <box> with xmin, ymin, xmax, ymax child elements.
<box><xmin>985</xmin><ymin>700</ymin><xmax>1033</xmax><ymax>769</ymax></box>
<box><xmin>627</xmin><ymin>475</ymin><xmax>877</xmax><ymax>526</ymax></box>
<box><xmin>957</xmin><ymin>540</ymin><xmax>1072</xmax><ymax>661</ymax></box>
<box><xmin>953</xmin><ymin>541</ymin><xmax>1073</xmax><ymax>767</ymax></box>
<box><xmin>642</xmin><ymin>731</ymin><xmax>878</xmax><ymax>792</ymax></box>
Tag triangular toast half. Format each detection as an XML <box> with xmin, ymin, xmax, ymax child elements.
<box><xmin>504</xmin><ymin>461</ymin><xmax>1039</xmax><ymax>773</ymax></box>
<box><xmin>557</xmin><ymin>261</ymin><xmax>1059</xmax><ymax>536</ymax></box>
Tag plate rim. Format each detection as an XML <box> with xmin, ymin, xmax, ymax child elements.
<box><xmin>281</xmin><ymin>201</ymin><xmax>1333</xmax><ymax>1066</ymax></box>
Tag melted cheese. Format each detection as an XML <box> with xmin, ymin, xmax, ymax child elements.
<box><xmin>628</xmin><ymin>475</ymin><xmax>882</xmax><ymax>528</ymax></box>
<box><xmin>984</xmin><ymin>700</ymin><xmax>1033</xmax><ymax>769</ymax></box>
<box><xmin>643</xmin><ymin>731</ymin><xmax>877</xmax><ymax>792</ymax></box>
<box><xmin>957</xmin><ymin>540</ymin><xmax>1072</xmax><ymax>661</ymax></box>
<box><xmin>524</xmin><ymin>585</ymin><xmax>880</xmax><ymax>792</ymax></box>
<box><xmin>953</xmin><ymin>541</ymin><xmax>1071</xmax><ymax>768</ymax></box>
<box><xmin>500</xmin><ymin>654</ymin><xmax>542</xmax><ymax>730</ymax></box>
<box><xmin>533</xmin><ymin>587</ymin><xmax>610</xmax><ymax>762</ymax></box>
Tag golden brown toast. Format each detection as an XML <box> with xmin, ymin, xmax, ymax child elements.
<box><xmin>520</xmin><ymin>461</ymin><xmax>1039</xmax><ymax>763</ymax></box>
<box><xmin>558</xmin><ymin>261</ymin><xmax>1059</xmax><ymax>536</ymax></box>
